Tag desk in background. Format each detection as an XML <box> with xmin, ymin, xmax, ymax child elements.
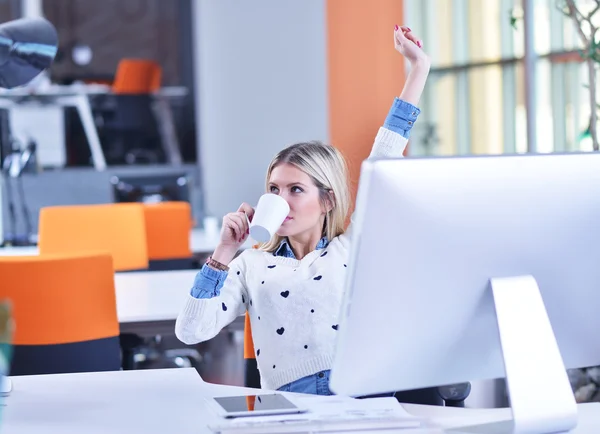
<box><xmin>114</xmin><ymin>269</ymin><xmax>249</xmax><ymax>337</ymax></box>
<box><xmin>0</xmin><ymin>84</ymin><xmax>188</xmax><ymax>170</ymax></box>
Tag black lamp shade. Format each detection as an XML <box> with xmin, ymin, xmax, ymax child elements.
<box><xmin>0</xmin><ymin>17</ymin><xmax>58</xmax><ymax>89</ymax></box>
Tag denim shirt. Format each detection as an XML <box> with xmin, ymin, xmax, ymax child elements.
<box><xmin>189</xmin><ymin>97</ymin><xmax>419</xmax><ymax>298</ymax></box>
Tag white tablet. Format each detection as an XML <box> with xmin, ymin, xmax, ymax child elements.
<box><xmin>208</xmin><ymin>393</ymin><xmax>308</xmax><ymax>418</ymax></box>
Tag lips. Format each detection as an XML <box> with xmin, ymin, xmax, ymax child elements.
<box><xmin>284</xmin><ymin>217</ymin><xmax>293</xmax><ymax>221</ymax></box>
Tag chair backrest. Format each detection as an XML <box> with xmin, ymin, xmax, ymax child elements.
<box><xmin>244</xmin><ymin>310</ymin><xmax>261</xmax><ymax>388</ymax></box>
<box><xmin>143</xmin><ymin>201</ymin><xmax>193</xmax><ymax>260</ymax></box>
<box><xmin>0</xmin><ymin>253</ymin><xmax>121</xmax><ymax>375</ymax></box>
<box><xmin>38</xmin><ymin>203</ymin><xmax>149</xmax><ymax>271</ymax></box>
<box><xmin>112</xmin><ymin>58</ymin><xmax>162</xmax><ymax>94</ymax></box>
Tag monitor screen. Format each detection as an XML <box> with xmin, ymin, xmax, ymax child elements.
<box><xmin>111</xmin><ymin>173</ymin><xmax>190</xmax><ymax>204</ymax></box>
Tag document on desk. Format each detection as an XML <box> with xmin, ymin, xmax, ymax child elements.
<box><xmin>208</xmin><ymin>396</ymin><xmax>425</xmax><ymax>433</ymax></box>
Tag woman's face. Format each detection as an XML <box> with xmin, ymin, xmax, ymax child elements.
<box><xmin>267</xmin><ymin>163</ymin><xmax>326</xmax><ymax>238</ymax></box>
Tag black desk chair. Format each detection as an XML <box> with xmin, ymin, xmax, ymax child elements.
<box><xmin>97</xmin><ymin>94</ymin><xmax>163</xmax><ymax>165</ymax></box>
<box><xmin>394</xmin><ymin>383</ymin><xmax>472</xmax><ymax>407</ymax></box>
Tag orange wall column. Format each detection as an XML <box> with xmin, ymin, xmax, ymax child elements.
<box><xmin>326</xmin><ymin>0</ymin><xmax>406</xmax><ymax>209</ymax></box>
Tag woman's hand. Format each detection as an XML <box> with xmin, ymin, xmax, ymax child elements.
<box><xmin>394</xmin><ymin>25</ymin><xmax>430</xmax><ymax>106</ymax></box>
<box><xmin>211</xmin><ymin>203</ymin><xmax>255</xmax><ymax>266</ymax></box>
<box><xmin>394</xmin><ymin>25</ymin><xmax>430</xmax><ymax>67</ymax></box>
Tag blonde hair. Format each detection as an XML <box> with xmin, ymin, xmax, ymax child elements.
<box><xmin>259</xmin><ymin>141</ymin><xmax>350</xmax><ymax>253</ymax></box>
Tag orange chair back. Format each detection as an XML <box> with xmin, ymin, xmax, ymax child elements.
<box><xmin>0</xmin><ymin>253</ymin><xmax>119</xmax><ymax>346</ymax></box>
<box><xmin>243</xmin><ymin>312</ymin><xmax>255</xmax><ymax>359</ymax></box>
<box><xmin>112</xmin><ymin>58</ymin><xmax>162</xmax><ymax>94</ymax></box>
<box><xmin>143</xmin><ymin>202</ymin><xmax>193</xmax><ymax>260</ymax></box>
<box><xmin>38</xmin><ymin>203</ymin><xmax>149</xmax><ymax>271</ymax></box>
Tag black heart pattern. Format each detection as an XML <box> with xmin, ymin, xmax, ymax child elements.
<box><xmin>237</xmin><ymin>271</ymin><xmax>241</xmax><ymax>275</ymax></box>
<box><xmin>332</xmin><ymin>324</ymin><xmax>339</xmax><ymax>331</ymax></box>
<box><xmin>320</xmin><ymin>251</ymin><xmax>328</xmax><ymax>257</ymax></box>
<box><xmin>276</xmin><ymin>327</ymin><xmax>285</xmax><ymax>335</ymax></box>
<box><xmin>242</xmin><ymin>295</ymin><xmax>245</xmax><ymax>303</ymax></box>
<box><xmin>267</xmin><ymin>265</ymin><xmax>276</xmax><ymax>269</ymax></box>
<box><xmin>280</xmin><ymin>290</ymin><xmax>289</xmax><ymax>298</ymax></box>
<box><xmin>222</xmin><ymin>303</ymin><xmax>228</xmax><ymax>311</ymax></box>
<box><xmin>257</xmin><ymin>349</ymin><xmax>260</xmax><ymax>356</ymax></box>
<box><xmin>313</xmin><ymin>276</ymin><xmax>322</xmax><ymax>281</ymax></box>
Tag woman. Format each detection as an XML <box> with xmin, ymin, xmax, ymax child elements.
<box><xmin>176</xmin><ymin>25</ymin><xmax>430</xmax><ymax>395</ymax></box>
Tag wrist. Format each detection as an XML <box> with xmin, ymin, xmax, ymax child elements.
<box><xmin>211</xmin><ymin>244</ymin><xmax>238</xmax><ymax>266</ymax></box>
<box><xmin>410</xmin><ymin>58</ymin><xmax>431</xmax><ymax>71</ymax></box>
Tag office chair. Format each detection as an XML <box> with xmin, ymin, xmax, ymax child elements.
<box><xmin>143</xmin><ymin>201</ymin><xmax>196</xmax><ymax>271</ymax></box>
<box><xmin>38</xmin><ymin>203</ymin><xmax>149</xmax><ymax>271</ymax></box>
<box><xmin>98</xmin><ymin>59</ymin><xmax>164</xmax><ymax>165</ymax></box>
<box><xmin>132</xmin><ymin>202</ymin><xmax>202</xmax><ymax>369</ymax></box>
<box><xmin>38</xmin><ymin>203</ymin><xmax>150</xmax><ymax>370</ymax></box>
<box><xmin>244</xmin><ymin>313</ymin><xmax>261</xmax><ymax>388</ymax></box>
<box><xmin>0</xmin><ymin>253</ymin><xmax>121</xmax><ymax>375</ymax></box>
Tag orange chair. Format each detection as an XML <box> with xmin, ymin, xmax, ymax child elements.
<box><xmin>143</xmin><ymin>201</ymin><xmax>193</xmax><ymax>261</ymax></box>
<box><xmin>112</xmin><ymin>59</ymin><xmax>162</xmax><ymax>94</ymax></box>
<box><xmin>244</xmin><ymin>312</ymin><xmax>261</xmax><ymax>388</ymax></box>
<box><xmin>38</xmin><ymin>203</ymin><xmax>149</xmax><ymax>271</ymax></box>
<box><xmin>0</xmin><ymin>253</ymin><xmax>121</xmax><ymax>375</ymax></box>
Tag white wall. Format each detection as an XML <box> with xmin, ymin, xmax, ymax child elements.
<box><xmin>192</xmin><ymin>0</ymin><xmax>329</xmax><ymax>218</ymax></box>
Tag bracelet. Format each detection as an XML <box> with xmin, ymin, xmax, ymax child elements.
<box><xmin>206</xmin><ymin>256</ymin><xmax>229</xmax><ymax>272</ymax></box>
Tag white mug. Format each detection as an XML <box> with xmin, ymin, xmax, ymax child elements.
<box><xmin>249</xmin><ymin>194</ymin><xmax>290</xmax><ymax>243</ymax></box>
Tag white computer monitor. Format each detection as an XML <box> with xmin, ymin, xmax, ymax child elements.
<box><xmin>330</xmin><ymin>153</ymin><xmax>600</xmax><ymax>434</ymax></box>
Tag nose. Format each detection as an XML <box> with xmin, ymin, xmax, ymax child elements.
<box><xmin>276</xmin><ymin>192</ymin><xmax>292</xmax><ymax>207</ymax></box>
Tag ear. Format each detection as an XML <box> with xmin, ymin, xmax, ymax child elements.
<box><xmin>323</xmin><ymin>190</ymin><xmax>335</xmax><ymax>213</ymax></box>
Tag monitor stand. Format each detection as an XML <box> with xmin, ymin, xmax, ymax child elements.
<box><xmin>457</xmin><ymin>275</ymin><xmax>578</xmax><ymax>434</ymax></box>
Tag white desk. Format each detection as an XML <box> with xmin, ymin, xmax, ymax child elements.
<box><xmin>0</xmin><ymin>84</ymin><xmax>189</xmax><ymax>170</ymax></box>
<box><xmin>114</xmin><ymin>269</ymin><xmax>243</xmax><ymax>335</ymax></box>
<box><xmin>3</xmin><ymin>368</ymin><xmax>599</xmax><ymax>434</ymax></box>
<box><xmin>114</xmin><ymin>269</ymin><xmax>213</xmax><ymax>335</ymax></box>
<box><xmin>115</xmin><ymin>270</ymin><xmax>196</xmax><ymax>324</ymax></box>
<box><xmin>0</xmin><ymin>228</ymin><xmax>253</xmax><ymax>257</ymax></box>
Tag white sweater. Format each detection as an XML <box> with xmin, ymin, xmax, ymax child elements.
<box><xmin>175</xmin><ymin>127</ymin><xmax>408</xmax><ymax>391</ymax></box>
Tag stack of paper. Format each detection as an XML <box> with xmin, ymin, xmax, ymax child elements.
<box><xmin>208</xmin><ymin>396</ymin><xmax>428</xmax><ymax>433</ymax></box>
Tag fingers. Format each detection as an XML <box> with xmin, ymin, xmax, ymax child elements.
<box><xmin>230</xmin><ymin>212</ymin><xmax>248</xmax><ymax>242</ymax></box>
<box><xmin>237</xmin><ymin>202</ymin><xmax>255</xmax><ymax>222</ymax></box>
<box><xmin>404</xmin><ymin>30</ymin><xmax>421</xmax><ymax>48</ymax></box>
<box><xmin>394</xmin><ymin>25</ymin><xmax>422</xmax><ymax>48</ymax></box>
<box><xmin>224</xmin><ymin>212</ymin><xmax>247</xmax><ymax>243</ymax></box>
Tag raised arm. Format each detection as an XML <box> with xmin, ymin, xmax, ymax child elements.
<box><xmin>341</xmin><ymin>26</ymin><xmax>430</xmax><ymax>247</ymax></box>
<box><xmin>369</xmin><ymin>26</ymin><xmax>430</xmax><ymax>159</ymax></box>
<box><xmin>396</xmin><ymin>26</ymin><xmax>430</xmax><ymax>107</ymax></box>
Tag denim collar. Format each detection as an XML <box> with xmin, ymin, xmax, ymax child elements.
<box><xmin>274</xmin><ymin>236</ymin><xmax>329</xmax><ymax>259</ymax></box>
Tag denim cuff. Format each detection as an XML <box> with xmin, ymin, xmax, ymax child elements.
<box><xmin>383</xmin><ymin>97</ymin><xmax>421</xmax><ymax>139</ymax></box>
<box><xmin>190</xmin><ymin>265</ymin><xmax>228</xmax><ymax>299</ymax></box>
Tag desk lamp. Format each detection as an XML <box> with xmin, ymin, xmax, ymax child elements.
<box><xmin>0</xmin><ymin>17</ymin><xmax>58</xmax><ymax>246</ymax></box>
